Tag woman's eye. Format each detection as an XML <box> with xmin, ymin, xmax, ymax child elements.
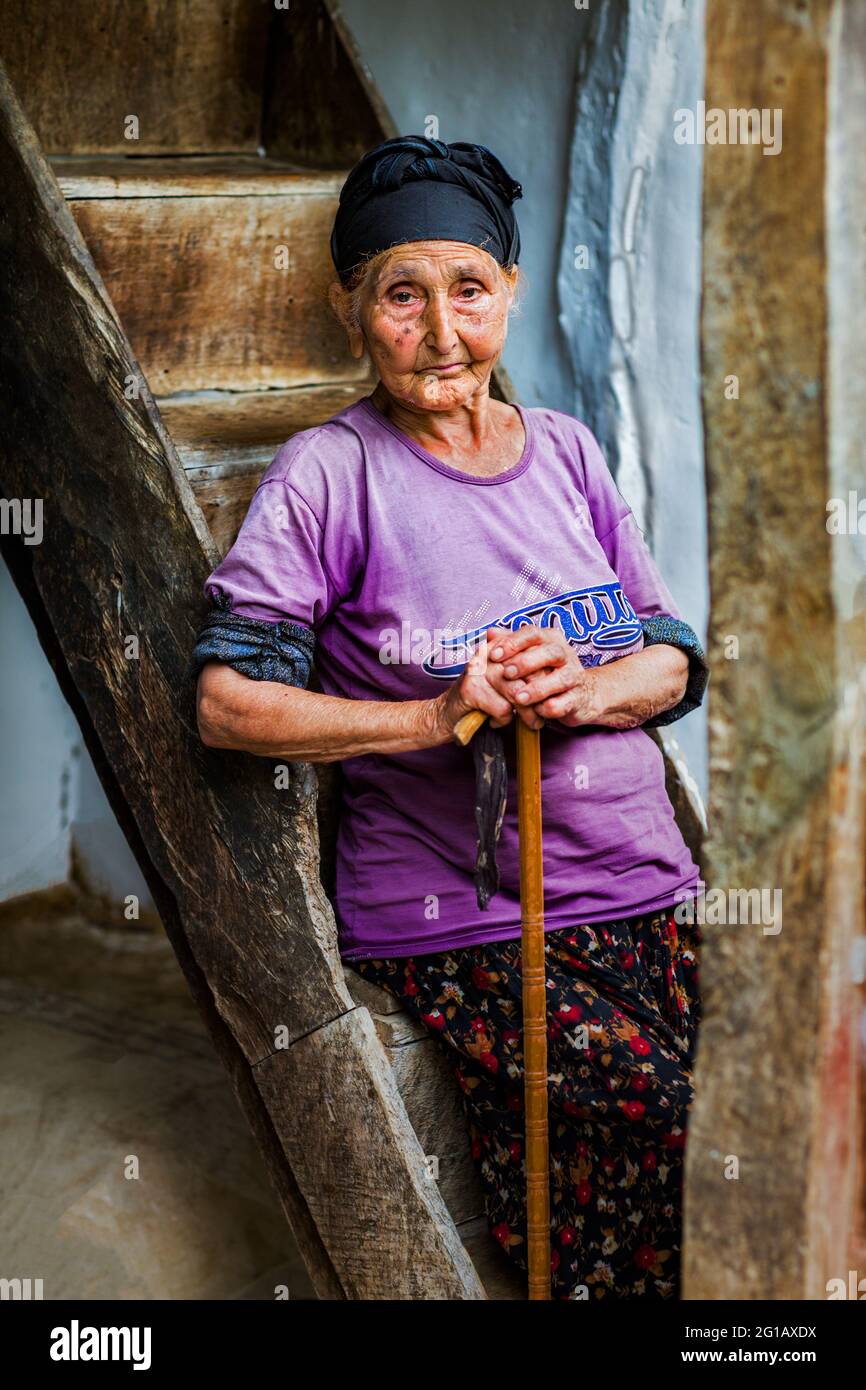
<box><xmin>458</xmin><ymin>285</ymin><xmax>483</xmax><ymax>300</ymax></box>
<box><xmin>391</xmin><ymin>290</ymin><xmax>416</xmax><ymax>304</ymax></box>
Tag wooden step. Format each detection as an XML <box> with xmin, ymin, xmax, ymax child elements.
<box><xmin>2</xmin><ymin>0</ymin><xmax>383</xmax><ymax>166</ymax></box>
<box><xmin>1</xmin><ymin>0</ymin><xmax>273</xmax><ymax>156</ymax></box>
<box><xmin>161</xmin><ymin>382</ymin><xmax>371</xmax><ymax>555</ymax></box>
<box><xmin>54</xmin><ymin>156</ymin><xmax>371</xmax><ymax>396</ymax></box>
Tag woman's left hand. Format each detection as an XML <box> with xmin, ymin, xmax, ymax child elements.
<box><xmin>484</xmin><ymin>625</ymin><xmax>599</xmax><ymax>727</ymax></box>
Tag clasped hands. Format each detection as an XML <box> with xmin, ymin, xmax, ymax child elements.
<box><xmin>447</xmin><ymin>623</ymin><xmax>600</xmax><ymax>734</ymax></box>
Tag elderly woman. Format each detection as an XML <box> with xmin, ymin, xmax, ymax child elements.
<box><xmin>193</xmin><ymin>136</ymin><xmax>708</xmax><ymax>1300</ymax></box>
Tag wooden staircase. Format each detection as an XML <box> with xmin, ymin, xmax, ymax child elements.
<box><xmin>55</xmin><ymin>155</ymin><xmax>373</xmax><ymax>553</ymax></box>
<box><xmin>0</xmin><ymin>0</ymin><xmax>703</xmax><ymax>1300</ymax></box>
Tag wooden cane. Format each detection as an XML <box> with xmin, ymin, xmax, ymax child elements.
<box><xmin>453</xmin><ymin>709</ymin><xmax>551</xmax><ymax>1299</ymax></box>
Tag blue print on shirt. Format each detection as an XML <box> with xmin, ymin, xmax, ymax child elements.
<box><xmin>422</xmin><ymin>581</ymin><xmax>643</xmax><ymax>680</ymax></box>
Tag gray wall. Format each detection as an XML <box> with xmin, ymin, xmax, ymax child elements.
<box><xmin>340</xmin><ymin>0</ymin><xmax>591</xmax><ymax>413</ymax></box>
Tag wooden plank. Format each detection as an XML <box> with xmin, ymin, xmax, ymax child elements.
<box><xmin>51</xmin><ymin>157</ymin><xmax>345</xmax><ymax>200</ymax></box>
<box><xmin>0</xmin><ymin>0</ymin><xmax>272</xmax><ymax>155</ymax></box>
<box><xmin>0</xmin><ymin>58</ymin><xmax>484</xmax><ymax>1300</ymax></box>
<box><xmin>805</xmin><ymin>0</ymin><xmax>866</xmax><ymax>1290</ymax></box>
<box><xmin>685</xmin><ymin>0</ymin><xmax>866</xmax><ymax>1300</ymax></box>
<box><xmin>186</xmin><ymin>460</ymin><xmax>280</xmax><ymax>562</ymax></box>
<box><xmin>63</xmin><ymin>165</ymin><xmax>368</xmax><ymax>394</ymax></box>
<box><xmin>158</xmin><ymin>383</ymin><xmax>369</xmax><ymax>468</ymax></box>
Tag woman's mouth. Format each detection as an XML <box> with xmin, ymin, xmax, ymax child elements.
<box><xmin>421</xmin><ymin>363</ymin><xmax>466</xmax><ymax>375</ymax></box>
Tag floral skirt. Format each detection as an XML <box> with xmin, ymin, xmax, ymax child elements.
<box><xmin>353</xmin><ymin>903</ymin><xmax>701</xmax><ymax>1300</ymax></box>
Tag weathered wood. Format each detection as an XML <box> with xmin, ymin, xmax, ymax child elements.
<box><xmin>51</xmin><ymin>157</ymin><xmax>341</xmax><ymax>199</ymax></box>
<box><xmin>255</xmin><ymin>1007</ymin><xmax>485</xmax><ymax>1299</ymax></box>
<box><xmin>684</xmin><ymin>0</ymin><xmax>866</xmax><ymax>1299</ymax></box>
<box><xmin>805</xmin><ymin>0</ymin><xmax>866</xmax><ymax>1290</ymax></box>
<box><xmin>60</xmin><ymin>158</ymin><xmax>369</xmax><ymax>394</ymax></box>
<box><xmin>0</xmin><ymin>58</ymin><xmax>484</xmax><ymax>1299</ymax></box>
<box><xmin>0</xmin><ymin>0</ymin><xmax>272</xmax><ymax>155</ymax></box>
<box><xmin>158</xmin><ymin>382</ymin><xmax>370</xmax><ymax>470</ymax></box>
<box><xmin>346</xmin><ymin>967</ymin><xmax>486</xmax><ymax>1227</ymax></box>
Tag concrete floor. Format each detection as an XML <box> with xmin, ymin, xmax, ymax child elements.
<box><xmin>0</xmin><ymin>890</ymin><xmax>315</xmax><ymax>1300</ymax></box>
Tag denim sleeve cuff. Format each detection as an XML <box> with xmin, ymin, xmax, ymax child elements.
<box><xmin>639</xmin><ymin>614</ymin><xmax>709</xmax><ymax>727</ymax></box>
<box><xmin>188</xmin><ymin>588</ymin><xmax>316</xmax><ymax>689</ymax></box>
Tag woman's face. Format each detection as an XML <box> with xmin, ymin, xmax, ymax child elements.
<box><xmin>352</xmin><ymin>240</ymin><xmax>515</xmax><ymax>412</ymax></box>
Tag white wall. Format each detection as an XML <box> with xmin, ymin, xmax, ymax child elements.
<box><xmin>72</xmin><ymin>753</ymin><xmax>154</xmax><ymax>914</ymax></box>
<box><xmin>0</xmin><ymin>557</ymin><xmax>78</xmax><ymax>898</ymax></box>
<box><xmin>556</xmin><ymin>0</ymin><xmax>708</xmax><ymax>796</ymax></box>
<box><xmin>0</xmin><ymin>556</ymin><xmax>154</xmax><ymax>911</ymax></box>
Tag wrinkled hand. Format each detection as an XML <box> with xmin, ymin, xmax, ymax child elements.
<box><xmin>484</xmin><ymin>624</ymin><xmax>599</xmax><ymax>728</ymax></box>
<box><xmin>432</xmin><ymin>628</ymin><xmax>548</xmax><ymax>739</ymax></box>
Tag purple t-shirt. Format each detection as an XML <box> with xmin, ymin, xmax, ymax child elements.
<box><xmin>203</xmin><ymin>395</ymin><xmax>700</xmax><ymax>961</ymax></box>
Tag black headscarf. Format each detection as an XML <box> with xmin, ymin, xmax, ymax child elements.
<box><xmin>330</xmin><ymin>134</ymin><xmax>523</xmax><ymax>285</ymax></box>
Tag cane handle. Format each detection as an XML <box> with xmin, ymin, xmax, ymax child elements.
<box><xmin>453</xmin><ymin>709</ymin><xmax>489</xmax><ymax>746</ymax></box>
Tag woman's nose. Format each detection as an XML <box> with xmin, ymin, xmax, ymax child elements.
<box><xmin>424</xmin><ymin>295</ymin><xmax>460</xmax><ymax>352</ymax></box>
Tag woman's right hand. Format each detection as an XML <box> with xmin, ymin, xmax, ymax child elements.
<box><xmin>430</xmin><ymin>629</ymin><xmax>546</xmax><ymax>741</ymax></box>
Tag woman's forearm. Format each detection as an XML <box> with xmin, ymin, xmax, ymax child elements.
<box><xmin>584</xmin><ymin>644</ymin><xmax>690</xmax><ymax>729</ymax></box>
<box><xmin>197</xmin><ymin>662</ymin><xmax>449</xmax><ymax>762</ymax></box>
<box><xmin>197</xmin><ymin>640</ymin><xmax>690</xmax><ymax>761</ymax></box>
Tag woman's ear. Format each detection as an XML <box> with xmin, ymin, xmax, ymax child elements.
<box><xmin>347</xmin><ymin>324</ymin><xmax>367</xmax><ymax>360</ymax></box>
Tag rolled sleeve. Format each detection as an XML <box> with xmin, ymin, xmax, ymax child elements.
<box><xmin>189</xmin><ymin>587</ymin><xmax>316</xmax><ymax>689</ymax></box>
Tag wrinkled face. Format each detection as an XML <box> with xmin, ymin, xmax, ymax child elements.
<box><xmin>352</xmin><ymin>240</ymin><xmax>515</xmax><ymax>411</ymax></box>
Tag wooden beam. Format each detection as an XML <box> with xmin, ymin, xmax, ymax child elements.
<box><xmin>0</xmin><ymin>58</ymin><xmax>485</xmax><ymax>1300</ymax></box>
<box><xmin>685</xmin><ymin>0</ymin><xmax>866</xmax><ymax>1298</ymax></box>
